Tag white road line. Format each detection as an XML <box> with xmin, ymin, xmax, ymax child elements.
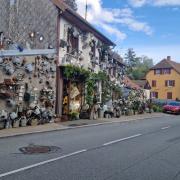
<box><xmin>103</xmin><ymin>134</ymin><xmax>142</xmax><ymax>146</ymax></box>
<box><xmin>0</xmin><ymin>149</ymin><xmax>87</xmax><ymax>178</ymax></box>
<box><xmin>161</xmin><ymin>126</ymin><xmax>171</xmax><ymax>130</ymax></box>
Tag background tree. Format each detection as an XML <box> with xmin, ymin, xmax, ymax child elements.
<box><xmin>124</xmin><ymin>48</ymin><xmax>139</xmax><ymax>79</ymax></box>
<box><xmin>130</xmin><ymin>56</ymin><xmax>153</xmax><ymax>80</ymax></box>
<box><xmin>124</xmin><ymin>49</ymin><xmax>154</xmax><ymax>80</ymax></box>
<box><xmin>63</xmin><ymin>0</ymin><xmax>77</xmax><ymax>11</ymax></box>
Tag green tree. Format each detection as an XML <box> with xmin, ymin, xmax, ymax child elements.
<box><xmin>124</xmin><ymin>48</ymin><xmax>140</xmax><ymax>79</ymax></box>
<box><xmin>124</xmin><ymin>48</ymin><xmax>138</xmax><ymax>69</ymax></box>
<box><xmin>131</xmin><ymin>56</ymin><xmax>153</xmax><ymax>80</ymax></box>
<box><xmin>124</xmin><ymin>49</ymin><xmax>154</xmax><ymax>80</ymax></box>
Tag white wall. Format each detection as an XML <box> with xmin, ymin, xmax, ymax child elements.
<box><xmin>58</xmin><ymin>17</ymin><xmax>101</xmax><ymax>73</ymax></box>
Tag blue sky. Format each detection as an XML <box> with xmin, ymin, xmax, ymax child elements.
<box><xmin>77</xmin><ymin>0</ymin><xmax>180</xmax><ymax>63</ymax></box>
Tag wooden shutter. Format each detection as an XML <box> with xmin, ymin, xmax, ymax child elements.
<box><xmin>167</xmin><ymin>92</ymin><xmax>172</xmax><ymax>99</ymax></box>
<box><xmin>165</xmin><ymin>80</ymin><xmax>168</xmax><ymax>87</ymax></box>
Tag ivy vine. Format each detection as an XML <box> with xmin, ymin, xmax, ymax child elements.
<box><xmin>63</xmin><ymin>65</ymin><xmax>122</xmax><ymax>107</ymax></box>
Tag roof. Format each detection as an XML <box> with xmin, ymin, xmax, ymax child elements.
<box><xmin>109</xmin><ymin>51</ymin><xmax>126</xmax><ymax>66</ymax></box>
<box><xmin>123</xmin><ymin>76</ymin><xmax>141</xmax><ymax>90</ymax></box>
<box><xmin>150</xmin><ymin>58</ymin><xmax>180</xmax><ymax>74</ymax></box>
<box><xmin>51</xmin><ymin>0</ymin><xmax>115</xmax><ymax>46</ymax></box>
<box><xmin>132</xmin><ymin>80</ymin><xmax>151</xmax><ymax>90</ymax></box>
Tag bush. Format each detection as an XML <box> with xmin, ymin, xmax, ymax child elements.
<box><xmin>152</xmin><ymin>104</ymin><xmax>163</xmax><ymax>112</ymax></box>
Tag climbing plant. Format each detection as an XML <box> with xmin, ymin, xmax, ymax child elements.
<box><xmin>63</xmin><ymin>65</ymin><xmax>122</xmax><ymax>106</ymax></box>
<box><xmin>63</xmin><ymin>65</ymin><xmax>90</xmax><ymax>81</ymax></box>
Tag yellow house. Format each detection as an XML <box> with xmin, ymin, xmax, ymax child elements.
<box><xmin>146</xmin><ymin>56</ymin><xmax>180</xmax><ymax>100</ymax></box>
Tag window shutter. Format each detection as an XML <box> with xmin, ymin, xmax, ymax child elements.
<box><xmin>173</xmin><ymin>80</ymin><xmax>175</xmax><ymax>86</ymax></box>
<box><xmin>165</xmin><ymin>80</ymin><xmax>168</xmax><ymax>87</ymax></box>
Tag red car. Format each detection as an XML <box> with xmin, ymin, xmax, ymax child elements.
<box><xmin>163</xmin><ymin>102</ymin><xmax>180</xmax><ymax>114</ymax></box>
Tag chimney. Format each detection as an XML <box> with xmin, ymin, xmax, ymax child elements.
<box><xmin>167</xmin><ymin>56</ymin><xmax>171</xmax><ymax>61</ymax></box>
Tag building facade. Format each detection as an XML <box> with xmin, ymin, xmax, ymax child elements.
<box><xmin>55</xmin><ymin>0</ymin><xmax>125</xmax><ymax>120</ymax></box>
<box><xmin>0</xmin><ymin>0</ymin><xmax>126</xmax><ymax>126</ymax></box>
<box><xmin>146</xmin><ymin>56</ymin><xmax>180</xmax><ymax>100</ymax></box>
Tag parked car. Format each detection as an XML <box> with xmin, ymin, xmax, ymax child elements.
<box><xmin>163</xmin><ymin>102</ymin><xmax>180</xmax><ymax>114</ymax></box>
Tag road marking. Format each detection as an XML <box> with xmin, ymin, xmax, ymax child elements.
<box><xmin>103</xmin><ymin>134</ymin><xmax>142</xmax><ymax>146</ymax></box>
<box><xmin>0</xmin><ymin>149</ymin><xmax>87</xmax><ymax>178</ymax></box>
<box><xmin>161</xmin><ymin>126</ymin><xmax>171</xmax><ymax>130</ymax></box>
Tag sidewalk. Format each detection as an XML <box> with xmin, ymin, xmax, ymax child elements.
<box><xmin>0</xmin><ymin>113</ymin><xmax>166</xmax><ymax>138</ymax></box>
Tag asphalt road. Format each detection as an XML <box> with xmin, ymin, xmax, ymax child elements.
<box><xmin>0</xmin><ymin>114</ymin><xmax>180</xmax><ymax>180</ymax></box>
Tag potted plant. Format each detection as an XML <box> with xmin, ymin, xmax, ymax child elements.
<box><xmin>69</xmin><ymin>112</ymin><xmax>79</xmax><ymax>121</ymax></box>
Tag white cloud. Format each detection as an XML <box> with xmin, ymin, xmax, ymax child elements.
<box><xmin>76</xmin><ymin>0</ymin><xmax>153</xmax><ymax>41</ymax></box>
<box><xmin>128</xmin><ymin>0</ymin><xmax>147</xmax><ymax>7</ymax></box>
<box><xmin>129</xmin><ymin>0</ymin><xmax>180</xmax><ymax>7</ymax></box>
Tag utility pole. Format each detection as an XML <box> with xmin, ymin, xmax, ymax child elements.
<box><xmin>85</xmin><ymin>0</ymin><xmax>88</xmax><ymax>20</ymax></box>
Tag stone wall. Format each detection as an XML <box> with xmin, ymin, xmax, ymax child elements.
<box><xmin>0</xmin><ymin>55</ymin><xmax>56</xmax><ymax>128</ymax></box>
<box><xmin>0</xmin><ymin>0</ymin><xmax>58</xmax><ymax>49</ymax></box>
<box><xmin>0</xmin><ymin>0</ymin><xmax>10</xmax><ymax>34</ymax></box>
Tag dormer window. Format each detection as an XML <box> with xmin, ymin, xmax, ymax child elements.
<box><xmin>162</xmin><ymin>68</ymin><xmax>171</xmax><ymax>74</ymax></box>
<box><xmin>154</xmin><ymin>68</ymin><xmax>171</xmax><ymax>75</ymax></box>
<box><xmin>154</xmin><ymin>69</ymin><xmax>161</xmax><ymax>75</ymax></box>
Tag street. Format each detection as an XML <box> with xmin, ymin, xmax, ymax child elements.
<box><xmin>1</xmin><ymin>115</ymin><xmax>180</xmax><ymax>180</ymax></box>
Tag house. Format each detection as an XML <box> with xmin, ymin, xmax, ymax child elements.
<box><xmin>132</xmin><ymin>79</ymin><xmax>151</xmax><ymax>99</ymax></box>
<box><xmin>146</xmin><ymin>56</ymin><xmax>180</xmax><ymax>100</ymax></box>
<box><xmin>123</xmin><ymin>76</ymin><xmax>141</xmax><ymax>90</ymax></box>
<box><xmin>0</xmin><ymin>0</ymin><xmax>126</xmax><ymax>124</ymax></box>
<box><xmin>53</xmin><ymin>0</ymin><xmax>126</xmax><ymax>120</ymax></box>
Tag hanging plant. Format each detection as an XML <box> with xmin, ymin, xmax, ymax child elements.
<box><xmin>63</xmin><ymin>65</ymin><xmax>90</xmax><ymax>81</ymax></box>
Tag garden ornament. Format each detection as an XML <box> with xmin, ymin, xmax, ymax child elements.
<box><xmin>29</xmin><ymin>103</ymin><xmax>36</xmax><ymax>109</ymax></box>
<box><xmin>0</xmin><ymin>110</ymin><xmax>8</xmax><ymax>120</ymax></box>
<box><xmin>50</xmin><ymin>66</ymin><xmax>56</xmax><ymax>73</ymax></box>
<box><xmin>25</xmin><ymin>63</ymin><xmax>33</xmax><ymax>73</ymax></box>
<box><xmin>4</xmin><ymin>65</ymin><xmax>15</xmax><ymax>75</ymax></box>
<box><xmin>0</xmin><ymin>57</ymin><xmax>3</xmax><ymax>64</ymax></box>
<box><xmin>9</xmin><ymin>112</ymin><xmax>18</xmax><ymax>120</ymax></box>
<box><xmin>6</xmin><ymin>99</ymin><xmax>16</xmax><ymax>107</ymax></box>
<box><xmin>34</xmin><ymin>106</ymin><xmax>41</xmax><ymax>116</ymax></box>
<box><xmin>12</xmin><ymin>57</ymin><xmax>22</xmax><ymax>66</ymax></box>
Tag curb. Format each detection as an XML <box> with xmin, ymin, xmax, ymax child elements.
<box><xmin>0</xmin><ymin>115</ymin><xmax>164</xmax><ymax>139</ymax></box>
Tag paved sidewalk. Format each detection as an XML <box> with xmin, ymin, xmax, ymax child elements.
<box><xmin>0</xmin><ymin>113</ymin><xmax>166</xmax><ymax>138</ymax></box>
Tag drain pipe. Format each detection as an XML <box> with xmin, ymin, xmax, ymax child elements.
<box><xmin>55</xmin><ymin>10</ymin><xmax>64</xmax><ymax>122</ymax></box>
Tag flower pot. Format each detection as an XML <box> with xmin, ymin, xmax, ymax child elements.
<box><xmin>0</xmin><ymin>121</ymin><xmax>5</xmax><ymax>130</ymax></box>
<box><xmin>30</xmin><ymin>119</ymin><xmax>38</xmax><ymax>126</ymax></box>
<box><xmin>13</xmin><ymin>120</ymin><xmax>20</xmax><ymax>128</ymax></box>
<box><xmin>20</xmin><ymin>117</ymin><xmax>27</xmax><ymax>127</ymax></box>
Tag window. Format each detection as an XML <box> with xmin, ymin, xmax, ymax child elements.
<box><xmin>90</xmin><ymin>40</ymin><xmax>96</xmax><ymax>57</ymax></box>
<box><xmin>162</xmin><ymin>68</ymin><xmax>171</xmax><ymax>74</ymax></box>
<box><xmin>67</xmin><ymin>28</ymin><xmax>79</xmax><ymax>54</ymax></box>
<box><xmin>151</xmin><ymin>92</ymin><xmax>158</xmax><ymax>99</ymax></box>
<box><xmin>165</xmin><ymin>80</ymin><xmax>175</xmax><ymax>87</ymax></box>
<box><xmin>154</xmin><ymin>69</ymin><xmax>161</xmax><ymax>75</ymax></box>
<box><xmin>152</xmin><ymin>80</ymin><xmax>156</xmax><ymax>87</ymax></box>
<box><xmin>10</xmin><ymin>0</ymin><xmax>15</xmax><ymax>6</ymax></box>
<box><xmin>167</xmin><ymin>92</ymin><xmax>172</xmax><ymax>99</ymax></box>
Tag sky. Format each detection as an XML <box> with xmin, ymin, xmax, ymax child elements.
<box><xmin>76</xmin><ymin>0</ymin><xmax>180</xmax><ymax>63</ymax></box>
